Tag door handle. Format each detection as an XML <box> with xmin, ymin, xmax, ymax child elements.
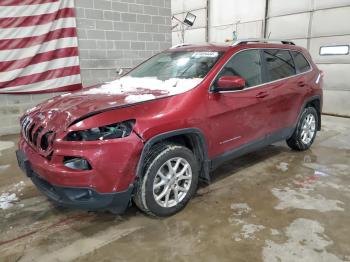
<box><xmin>256</xmin><ymin>91</ymin><xmax>268</xmax><ymax>98</ymax></box>
<box><xmin>298</xmin><ymin>81</ymin><xmax>306</xmax><ymax>87</ymax></box>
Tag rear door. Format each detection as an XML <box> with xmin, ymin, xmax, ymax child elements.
<box><xmin>260</xmin><ymin>49</ymin><xmax>302</xmax><ymax>134</ymax></box>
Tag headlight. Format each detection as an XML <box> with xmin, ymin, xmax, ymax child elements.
<box><xmin>66</xmin><ymin>120</ymin><xmax>135</xmax><ymax>141</ymax></box>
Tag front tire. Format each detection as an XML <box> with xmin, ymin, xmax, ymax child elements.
<box><xmin>133</xmin><ymin>143</ymin><xmax>199</xmax><ymax>217</ymax></box>
<box><xmin>287</xmin><ymin>107</ymin><xmax>318</xmax><ymax>151</ymax></box>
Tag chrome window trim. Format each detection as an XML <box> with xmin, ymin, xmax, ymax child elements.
<box><xmin>315</xmin><ymin>73</ymin><xmax>321</xmax><ymax>84</ymax></box>
<box><xmin>209</xmin><ymin>47</ymin><xmax>313</xmax><ymax>94</ymax></box>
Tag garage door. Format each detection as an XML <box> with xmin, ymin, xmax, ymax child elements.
<box><xmin>267</xmin><ymin>0</ymin><xmax>350</xmax><ymax>116</ymax></box>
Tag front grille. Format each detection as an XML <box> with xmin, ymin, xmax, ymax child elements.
<box><xmin>21</xmin><ymin>115</ymin><xmax>55</xmax><ymax>154</ymax></box>
<box><xmin>33</xmin><ymin>126</ymin><xmax>43</xmax><ymax>146</ymax></box>
<box><xmin>41</xmin><ymin>131</ymin><xmax>54</xmax><ymax>151</ymax></box>
<box><xmin>28</xmin><ymin>124</ymin><xmax>35</xmax><ymax>143</ymax></box>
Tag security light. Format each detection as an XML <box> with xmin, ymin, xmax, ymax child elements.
<box><xmin>171</xmin><ymin>12</ymin><xmax>196</xmax><ymax>43</ymax></box>
<box><xmin>184</xmin><ymin>12</ymin><xmax>196</xmax><ymax>27</ymax></box>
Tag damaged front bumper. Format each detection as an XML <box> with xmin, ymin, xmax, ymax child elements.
<box><xmin>16</xmin><ymin>131</ymin><xmax>144</xmax><ymax>213</ymax></box>
<box><xmin>16</xmin><ymin>148</ymin><xmax>135</xmax><ymax>213</ymax></box>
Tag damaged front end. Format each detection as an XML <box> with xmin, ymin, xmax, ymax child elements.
<box><xmin>65</xmin><ymin>120</ymin><xmax>135</xmax><ymax>141</ymax></box>
<box><xmin>18</xmin><ymin>108</ymin><xmax>145</xmax><ymax>213</ymax></box>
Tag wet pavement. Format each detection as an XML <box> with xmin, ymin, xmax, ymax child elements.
<box><xmin>0</xmin><ymin>115</ymin><xmax>349</xmax><ymax>262</ymax></box>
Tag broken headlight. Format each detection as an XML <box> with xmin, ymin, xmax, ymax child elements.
<box><xmin>66</xmin><ymin>120</ymin><xmax>135</xmax><ymax>141</ymax></box>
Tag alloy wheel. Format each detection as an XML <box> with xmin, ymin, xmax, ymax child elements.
<box><xmin>301</xmin><ymin>113</ymin><xmax>316</xmax><ymax>144</ymax></box>
<box><xmin>152</xmin><ymin>157</ymin><xmax>192</xmax><ymax>208</ymax></box>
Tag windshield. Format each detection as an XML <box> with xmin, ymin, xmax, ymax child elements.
<box><xmin>128</xmin><ymin>51</ymin><xmax>223</xmax><ymax>81</ymax></box>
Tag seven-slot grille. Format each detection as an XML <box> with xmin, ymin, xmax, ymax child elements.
<box><xmin>21</xmin><ymin>115</ymin><xmax>55</xmax><ymax>154</ymax></box>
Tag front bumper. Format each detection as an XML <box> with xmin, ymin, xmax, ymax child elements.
<box><xmin>18</xmin><ymin>132</ymin><xmax>143</xmax><ymax>193</ymax></box>
<box><xmin>31</xmin><ymin>172</ymin><xmax>133</xmax><ymax>213</ymax></box>
<box><xmin>16</xmin><ymin>149</ymin><xmax>134</xmax><ymax>213</ymax></box>
<box><xmin>17</xmin><ymin>131</ymin><xmax>144</xmax><ymax>213</ymax></box>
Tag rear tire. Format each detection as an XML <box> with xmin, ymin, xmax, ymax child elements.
<box><xmin>133</xmin><ymin>143</ymin><xmax>199</xmax><ymax>217</ymax></box>
<box><xmin>287</xmin><ymin>107</ymin><xmax>318</xmax><ymax>151</ymax></box>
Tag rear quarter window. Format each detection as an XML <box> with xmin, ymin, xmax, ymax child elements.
<box><xmin>263</xmin><ymin>49</ymin><xmax>296</xmax><ymax>81</ymax></box>
<box><xmin>291</xmin><ymin>51</ymin><xmax>311</xmax><ymax>73</ymax></box>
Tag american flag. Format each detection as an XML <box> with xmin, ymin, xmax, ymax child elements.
<box><xmin>0</xmin><ymin>0</ymin><xmax>82</xmax><ymax>94</ymax></box>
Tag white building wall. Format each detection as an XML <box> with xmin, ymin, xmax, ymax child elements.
<box><xmin>171</xmin><ymin>0</ymin><xmax>350</xmax><ymax>116</ymax></box>
<box><xmin>171</xmin><ymin>0</ymin><xmax>265</xmax><ymax>44</ymax></box>
<box><xmin>171</xmin><ymin>0</ymin><xmax>207</xmax><ymax>44</ymax></box>
<box><xmin>266</xmin><ymin>0</ymin><xmax>350</xmax><ymax>116</ymax></box>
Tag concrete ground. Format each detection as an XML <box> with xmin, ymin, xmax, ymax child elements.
<box><xmin>0</xmin><ymin>115</ymin><xmax>349</xmax><ymax>262</ymax></box>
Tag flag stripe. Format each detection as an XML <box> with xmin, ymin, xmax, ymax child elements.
<box><xmin>0</xmin><ymin>8</ymin><xmax>75</xmax><ymax>29</ymax></box>
<box><xmin>1</xmin><ymin>0</ymin><xmax>82</xmax><ymax>94</ymax></box>
<box><xmin>0</xmin><ymin>65</ymin><xmax>80</xmax><ymax>88</ymax></box>
<box><xmin>0</xmin><ymin>56</ymin><xmax>79</xmax><ymax>82</ymax></box>
<box><xmin>0</xmin><ymin>0</ymin><xmax>59</xmax><ymax>7</ymax></box>
<box><xmin>1</xmin><ymin>17</ymin><xmax>76</xmax><ymax>39</ymax></box>
<box><xmin>0</xmin><ymin>75</ymin><xmax>81</xmax><ymax>93</ymax></box>
<box><xmin>0</xmin><ymin>37</ymin><xmax>78</xmax><ymax>62</ymax></box>
<box><xmin>0</xmin><ymin>0</ymin><xmax>72</xmax><ymax>18</ymax></box>
<box><xmin>0</xmin><ymin>47</ymin><xmax>78</xmax><ymax>72</ymax></box>
<box><xmin>0</xmin><ymin>28</ymin><xmax>77</xmax><ymax>51</ymax></box>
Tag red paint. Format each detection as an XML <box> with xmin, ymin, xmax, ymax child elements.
<box><xmin>0</xmin><ymin>66</ymin><xmax>80</xmax><ymax>88</ymax></box>
<box><xmin>0</xmin><ymin>8</ymin><xmax>75</xmax><ymax>29</ymax></box>
<box><xmin>217</xmin><ymin>75</ymin><xmax>245</xmax><ymax>89</ymax></box>
<box><xmin>0</xmin><ymin>0</ymin><xmax>58</xmax><ymax>6</ymax></box>
<box><xmin>0</xmin><ymin>28</ymin><xmax>77</xmax><ymax>51</ymax></box>
<box><xmin>0</xmin><ymin>47</ymin><xmax>78</xmax><ymax>72</ymax></box>
<box><xmin>18</xmin><ymin>43</ymin><xmax>323</xmax><ymax>195</ymax></box>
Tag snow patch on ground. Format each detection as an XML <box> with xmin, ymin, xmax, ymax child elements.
<box><xmin>0</xmin><ymin>181</ymin><xmax>26</xmax><ymax>210</ymax></box>
<box><xmin>270</xmin><ymin>229</ymin><xmax>280</xmax><ymax>236</ymax></box>
<box><xmin>276</xmin><ymin>162</ymin><xmax>289</xmax><ymax>172</ymax></box>
<box><xmin>0</xmin><ymin>192</ymin><xmax>18</xmax><ymax>210</ymax></box>
<box><xmin>239</xmin><ymin>224</ymin><xmax>265</xmax><ymax>240</ymax></box>
<box><xmin>83</xmin><ymin>76</ymin><xmax>203</xmax><ymax>97</ymax></box>
<box><xmin>271</xmin><ymin>187</ymin><xmax>344</xmax><ymax>212</ymax></box>
<box><xmin>232</xmin><ymin>222</ymin><xmax>265</xmax><ymax>241</ymax></box>
<box><xmin>263</xmin><ymin>218</ymin><xmax>344</xmax><ymax>262</ymax></box>
<box><xmin>230</xmin><ymin>203</ymin><xmax>252</xmax><ymax>216</ymax></box>
<box><xmin>125</xmin><ymin>94</ymin><xmax>156</xmax><ymax>103</ymax></box>
<box><xmin>229</xmin><ymin>203</ymin><xmax>265</xmax><ymax>241</ymax></box>
<box><xmin>12</xmin><ymin>181</ymin><xmax>25</xmax><ymax>193</ymax></box>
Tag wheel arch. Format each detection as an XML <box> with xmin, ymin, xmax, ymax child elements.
<box><xmin>304</xmin><ymin>96</ymin><xmax>322</xmax><ymax>131</ymax></box>
<box><xmin>135</xmin><ymin>128</ymin><xmax>211</xmax><ymax>183</ymax></box>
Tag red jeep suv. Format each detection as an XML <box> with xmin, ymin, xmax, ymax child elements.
<box><xmin>17</xmin><ymin>39</ymin><xmax>323</xmax><ymax>216</ymax></box>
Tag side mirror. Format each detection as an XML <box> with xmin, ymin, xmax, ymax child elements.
<box><xmin>215</xmin><ymin>76</ymin><xmax>246</xmax><ymax>92</ymax></box>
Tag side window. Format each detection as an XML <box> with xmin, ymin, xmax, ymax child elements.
<box><xmin>216</xmin><ymin>50</ymin><xmax>262</xmax><ymax>87</ymax></box>
<box><xmin>263</xmin><ymin>49</ymin><xmax>296</xmax><ymax>81</ymax></box>
<box><xmin>292</xmin><ymin>51</ymin><xmax>311</xmax><ymax>73</ymax></box>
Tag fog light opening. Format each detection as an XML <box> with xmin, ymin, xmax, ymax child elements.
<box><xmin>63</xmin><ymin>157</ymin><xmax>92</xmax><ymax>170</ymax></box>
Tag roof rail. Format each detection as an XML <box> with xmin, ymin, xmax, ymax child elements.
<box><xmin>232</xmin><ymin>38</ymin><xmax>295</xmax><ymax>46</ymax></box>
<box><xmin>170</xmin><ymin>43</ymin><xmax>192</xmax><ymax>49</ymax></box>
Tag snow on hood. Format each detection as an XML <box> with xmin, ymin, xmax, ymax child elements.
<box><xmin>22</xmin><ymin>77</ymin><xmax>203</xmax><ymax>130</ymax></box>
<box><xmin>125</xmin><ymin>94</ymin><xmax>156</xmax><ymax>103</ymax></box>
<box><xmin>83</xmin><ymin>76</ymin><xmax>203</xmax><ymax>98</ymax></box>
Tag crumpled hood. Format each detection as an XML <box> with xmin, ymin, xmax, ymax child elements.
<box><xmin>24</xmin><ymin>77</ymin><xmax>203</xmax><ymax>129</ymax></box>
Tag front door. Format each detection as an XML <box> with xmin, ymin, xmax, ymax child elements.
<box><xmin>207</xmin><ymin>49</ymin><xmax>272</xmax><ymax>158</ymax></box>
